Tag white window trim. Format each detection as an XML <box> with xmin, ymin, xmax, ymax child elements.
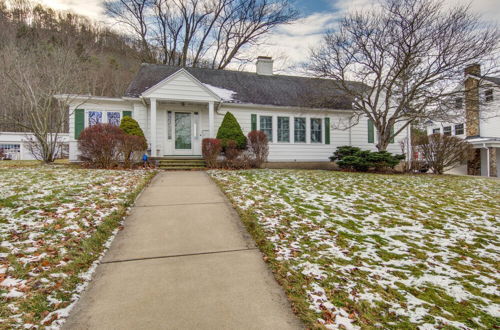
<box><xmin>277</xmin><ymin>116</ymin><xmax>291</xmax><ymax>143</ymax></box>
<box><xmin>85</xmin><ymin>110</ymin><xmax>122</xmax><ymax>128</ymax></box>
<box><xmin>310</xmin><ymin>117</ymin><xmax>323</xmax><ymax>144</ymax></box>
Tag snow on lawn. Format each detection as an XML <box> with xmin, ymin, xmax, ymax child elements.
<box><xmin>0</xmin><ymin>166</ymin><xmax>155</xmax><ymax>328</ymax></box>
<box><xmin>209</xmin><ymin>169</ymin><xmax>500</xmax><ymax>329</ymax></box>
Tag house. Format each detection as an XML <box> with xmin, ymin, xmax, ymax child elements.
<box><xmin>61</xmin><ymin>57</ymin><xmax>408</xmax><ymax>164</ymax></box>
<box><xmin>426</xmin><ymin>64</ymin><xmax>500</xmax><ymax>177</ymax></box>
<box><xmin>0</xmin><ymin>132</ymin><xmax>69</xmax><ymax>160</ymax></box>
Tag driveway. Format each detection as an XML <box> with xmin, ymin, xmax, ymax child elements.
<box><xmin>63</xmin><ymin>171</ymin><xmax>302</xmax><ymax>330</ymax></box>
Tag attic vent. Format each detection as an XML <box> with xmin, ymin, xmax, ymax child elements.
<box><xmin>256</xmin><ymin>56</ymin><xmax>273</xmax><ymax>75</ymax></box>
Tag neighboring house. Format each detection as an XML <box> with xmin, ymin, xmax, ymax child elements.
<box><xmin>60</xmin><ymin>56</ymin><xmax>408</xmax><ymax>163</ymax></box>
<box><xmin>0</xmin><ymin>132</ymin><xmax>69</xmax><ymax>160</ymax></box>
<box><xmin>426</xmin><ymin>64</ymin><xmax>500</xmax><ymax>177</ymax></box>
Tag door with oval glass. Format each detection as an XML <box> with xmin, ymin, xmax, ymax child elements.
<box><xmin>174</xmin><ymin>112</ymin><xmax>194</xmax><ymax>155</ymax></box>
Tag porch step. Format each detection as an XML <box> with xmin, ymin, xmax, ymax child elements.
<box><xmin>156</xmin><ymin>157</ymin><xmax>206</xmax><ymax>170</ymax></box>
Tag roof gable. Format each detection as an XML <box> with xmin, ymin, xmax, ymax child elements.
<box><xmin>142</xmin><ymin>68</ymin><xmax>221</xmax><ymax>102</ymax></box>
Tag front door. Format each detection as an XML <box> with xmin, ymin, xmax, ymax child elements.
<box><xmin>174</xmin><ymin>112</ymin><xmax>193</xmax><ymax>155</ymax></box>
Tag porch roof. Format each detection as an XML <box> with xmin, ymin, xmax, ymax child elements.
<box><xmin>125</xmin><ymin>64</ymin><xmax>365</xmax><ymax>110</ymax></box>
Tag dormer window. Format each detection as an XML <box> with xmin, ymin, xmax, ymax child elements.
<box><xmin>454</xmin><ymin>97</ymin><xmax>463</xmax><ymax>109</ymax></box>
<box><xmin>485</xmin><ymin>89</ymin><xmax>493</xmax><ymax>102</ymax></box>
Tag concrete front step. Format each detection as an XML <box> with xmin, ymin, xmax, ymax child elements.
<box><xmin>159</xmin><ymin>166</ymin><xmax>207</xmax><ymax>171</ymax></box>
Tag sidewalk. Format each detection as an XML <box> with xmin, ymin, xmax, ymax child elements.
<box><xmin>63</xmin><ymin>171</ymin><xmax>302</xmax><ymax>330</ymax></box>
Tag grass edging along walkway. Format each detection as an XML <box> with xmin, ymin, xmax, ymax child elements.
<box><xmin>0</xmin><ymin>167</ymin><xmax>157</xmax><ymax>328</ymax></box>
<box><xmin>210</xmin><ymin>176</ymin><xmax>319</xmax><ymax>327</ymax></box>
<box><xmin>209</xmin><ymin>169</ymin><xmax>500</xmax><ymax>329</ymax></box>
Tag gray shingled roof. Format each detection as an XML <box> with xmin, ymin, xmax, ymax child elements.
<box><xmin>125</xmin><ymin>64</ymin><xmax>364</xmax><ymax>110</ymax></box>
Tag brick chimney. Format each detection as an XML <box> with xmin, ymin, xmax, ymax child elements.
<box><xmin>464</xmin><ymin>63</ymin><xmax>481</xmax><ymax>175</ymax></box>
<box><xmin>256</xmin><ymin>56</ymin><xmax>273</xmax><ymax>75</ymax></box>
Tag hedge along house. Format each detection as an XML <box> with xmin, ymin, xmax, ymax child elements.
<box><xmin>60</xmin><ymin>57</ymin><xmax>408</xmax><ymax>163</ymax></box>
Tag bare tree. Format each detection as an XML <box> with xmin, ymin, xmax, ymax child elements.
<box><xmin>416</xmin><ymin>134</ymin><xmax>472</xmax><ymax>175</ymax></box>
<box><xmin>309</xmin><ymin>0</ymin><xmax>499</xmax><ymax>151</ymax></box>
<box><xmin>0</xmin><ymin>44</ymin><xmax>85</xmax><ymax>163</ymax></box>
<box><xmin>104</xmin><ymin>0</ymin><xmax>298</xmax><ymax>69</ymax></box>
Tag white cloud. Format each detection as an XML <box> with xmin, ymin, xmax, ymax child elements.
<box><xmin>39</xmin><ymin>0</ymin><xmax>106</xmax><ymax>22</ymax></box>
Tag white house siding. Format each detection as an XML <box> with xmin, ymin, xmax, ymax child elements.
<box><xmin>143</xmin><ymin>71</ymin><xmax>219</xmax><ymax>103</ymax></box>
<box><xmin>0</xmin><ymin>132</ymin><xmax>69</xmax><ymax>160</ymax></box>
<box><xmin>479</xmin><ymin>88</ymin><xmax>500</xmax><ymax>138</ymax></box>
<box><xmin>68</xmin><ymin>99</ymin><xmax>133</xmax><ymax>161</ymax></box>
<box><xmin>218</xmin><ymin>106</ymin><xmax>406</xmax><ymax>162</ymax></box>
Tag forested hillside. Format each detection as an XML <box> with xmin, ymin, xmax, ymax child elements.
<box><xmin>0</xmin><ymin>0</ymin><xmax>143</xmax><ymax>131</ymax></box>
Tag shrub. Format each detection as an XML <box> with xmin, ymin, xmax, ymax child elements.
<box><xmin>120</xmin><ymin>116</ymin><xmax>145</xmax><ymax>137</ymax></box>
<box><xmin>120</xmin><ymin>135</ymin><xmax>147</xmax><ymax>168</ymax></box>
<box><xmin>224</xmin><ymin>140</ymin><xmax>240</xmax><ymax>166</ymax></box>
<box><xmin>415</xmin><ymin>133</ymin><xmax>472</xmax><ymax>174</ymax></box>
<box><xmin>367</xmin><ymin>151</ymin><xmax>405</xmax><ymax>171</ymax></box>
<box><xmin>247</xmin><ymin>130</ymin><xmax>269</xmax><ymax>167</ymax></box>
<box><xmin>329</xmin><ymin>145</ymin><xmax>361</xmax><ymax>161</ymax></box>
<box><xmin>333</xmin><ymin>146</ymin><xmax>404</xmax><ymax>172</ymax></box>
<box><xmin>78</xmin><ymin>124</ymin><xmax>123</xmax><ymax>168</ymax></box>
<box><xmin>216</xmin><ymin>112</ymin><xmax>247</xmax><ymax>149</ymax></box>
<box><xmin>120</xmin><ymin>116</ymin><xmax>147</xmax><ymax>168</ymax></box>
<box><xmin>202</xmin><ymin>138</ymin><xmax>222</xmax><ymax>168</ymax></box>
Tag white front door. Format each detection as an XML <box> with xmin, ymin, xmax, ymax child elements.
<box><xmin>174</xmin><ymin>112</ymin><xmax>194</xmax><ymax>155</ymax></box>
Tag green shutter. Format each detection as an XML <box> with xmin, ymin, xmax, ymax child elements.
<box><xmin>74</xmin><ymin>109</ymin><xmax>84</xmax><ymax>139</ymax></box>
<box><xmin>368</xmin><ymin>119</ymin><xmax>374</xmax><ymax>143</ymax></box>
<box><xmin>390</xmin><ymin>125</ymin><xmax>395</xmax><ymax>143</ymax></box>
<box><xmin>251</xmin><ymin>114</ymin><xmax>257</xmax><ymax>131</ymax></box>
<box><xmin>325</xmin><ymin>117</ymin><xmax>330</xmax><ymax>144</ymax></box>
<box><xmin>123</xmin><ymin>111</ymin><xmax>132</xmax><ymax>118</ymax></box>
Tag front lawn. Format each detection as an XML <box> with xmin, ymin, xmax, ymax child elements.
<box><xmin>210</xmin><ymin>170</ymin><xmax>500</xmax><ymax>329</ymax></box>
<box><xmin>0</xmin><ymin>166</ymin><xmax>155</xmax><ymax>328</ymax></box>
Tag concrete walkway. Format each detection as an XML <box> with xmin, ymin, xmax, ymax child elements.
<box><xmin>64</xmin><ymin>171</ymin><xmax>302</xmax><ymax>330</ymax></box>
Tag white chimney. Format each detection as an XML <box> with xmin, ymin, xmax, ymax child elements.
<box><xmin>256</xmin><ymin>56</ymin><xmax>273</xmax><ymax>75</ymax></box>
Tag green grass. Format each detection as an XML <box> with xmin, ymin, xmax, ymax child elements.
<box><xmin>0</xmin><ymin>165</ymin><xmax>156</xmax><ymax>328</ymax></box>
<box><xmin>209</xmin><ymin>169</ymin><xmax>500</xmax><ymax>329</ymax></box>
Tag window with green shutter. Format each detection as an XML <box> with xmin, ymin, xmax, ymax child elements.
<box><xmin>368</xmin><ymin>119</ymin><xmax>374</xmax><ymax>143</ymax></box>
<box><xmin>325</xmin><ymin>117</ymin><xmax>330</xmax><ymax>144</ymax></box>
<box><xmin>74</xmin><ymin>109</ymin><xmax>85</xmax><ymax>139</ymax></box>
<box><xmin>251</xmin><ymin>114</ymin><xmax>257</xmax><ymax>131</ymax></box>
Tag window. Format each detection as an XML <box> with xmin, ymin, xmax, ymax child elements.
<box><xmin>432</xmin><ymin>128</ymin><xmax>441</xmax><ymax>134</ymax></box>
<box><xmin>443</xmin><ymin>126</ymin><xmax>452</xmax><ymax>136</ymax></box>
<box><xmin>454</xmin><ymin>97</ymin><xmax>463</xmax><ymax>109</ymax></box>
<box><xmin>88</xmin><ymin>111</ymin><xmax>102</xmax><ymax>126</ymax></box>
<box><xmin>485</xmin><ymin>89</ymin><xmax>493</xmax><ymax>102</ymax></box>
<box><xmin>260</xmin><ymin>116</ymin><xmax>273</xmax><ymax>142</ymax></box>
<box><xmin>277</xmin><ymin>117</ymin><xmax>290</xmax><ymax>142</ymax></box>
<box><xmin>0</xmin><ymin>144</ymin><xmax>20</xmax><ymax>153</ymax></box>
<box><xmin>294</xmin><ymin>117</ymin><xmax>306</xmax><ymax>143</ymax></box>
<box><xmin>310</xmin><ymin>118</ymin><xmax>322</xmax><ymax>143</ymax></box>
<box><xmin>107</xmin><ymin>112</ymin><xmax>121</xmax><ymax>126</ymax></box>
<box><xmin>454</xmin><ymin>123</ymin><xmax>464</xmax><ymax>135</ymax></box>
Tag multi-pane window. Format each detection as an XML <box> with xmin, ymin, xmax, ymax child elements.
<box><xmin>310</xmin><ymin>118</ymin><xmax>322</xmax><ymax>143</ymax></box>
<box><xmin>294</xmin><ymin>117</ymin><xmax>306</xmax><ymax>143</ymax></box>
<box><xmin>432</xmin><ymin>128</ymin><xmax>440</xmax><ymax>134</ymax></box>
<box><xmin>454</xmin><ymin>97</ymin><xmax>463</xmax><ymax>109</ymax></box>
<box><xmin>107</xmin><ymin>112</ymin><xmax>121</xmax><ymax>126</ymax></box>
<box><xmin>260</xmin><ymin>116</ymin><xmax>273</xmax><ymax>142</ymax></box>
<box><xmin>454</xmin><ymin>123</ymin><xmax>464</xmax><ymax>135</ymax></box>
<box><xmin>443</xmin><ymin>126</ymin><xmax>452</xmax><ymax>136</ymax></box>
<box><xmin>88</xmin><ymin>111</ymin><xmax>102</xmax><ymax>126</ymax></box>
<box><xmin>277</xmin><ymin>117</ymin><xmax>290</xmax><ymax>142</ymax></box>
<box><xmin>485</xmin><ymin>89</ymin><xmax>493</xmax><ymax>102</ymax></box>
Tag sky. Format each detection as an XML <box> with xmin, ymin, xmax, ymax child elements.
<box><xmin>40</xmin><ymin>0</ymin><xmax>500</xmax><ymax>72</ymax></box>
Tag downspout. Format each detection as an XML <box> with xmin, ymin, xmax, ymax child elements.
<box><xmin>216</xmin><ymin>101</ymin><xmax>224</xmax><ymax>115</ymax></box>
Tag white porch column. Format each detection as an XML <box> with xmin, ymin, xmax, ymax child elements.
<box><xmin>150</xmin><ymin>98</ymin><xmax>157</xmax><ymax>156</ymax></box>
<box><xmin>208</xmin><ymin>101</ymin><xmax>215</xmax><ymax>138</ymax></box>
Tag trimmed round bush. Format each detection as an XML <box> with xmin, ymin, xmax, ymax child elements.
<box><xmin>120</xmin><ymin>116</ymin><xmax>145</xmax><ymax>137</ymax></box>
<box><xmin>216</xmin><ymin>112</ymin><xmax>246</xmax><ymax>149</ymax></box>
